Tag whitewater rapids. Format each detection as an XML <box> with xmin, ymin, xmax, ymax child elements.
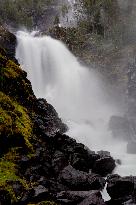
<box><xmin>16</xmin><ymin>31</ymin><xmax>136</xmax><ymax>181</ymax></box>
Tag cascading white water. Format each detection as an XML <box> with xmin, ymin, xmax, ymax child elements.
<box><xmin>16</xmin><ymin>31</ymin><xmax>136</xmax><ymax>181</ymax></box>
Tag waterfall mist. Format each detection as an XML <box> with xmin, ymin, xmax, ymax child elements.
<box><xmin>16</xmin><ymin>31</ymin><xmax>136</xmax><ymax>177</ymax></box>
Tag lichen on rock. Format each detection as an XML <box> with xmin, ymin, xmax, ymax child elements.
<box><xmin>0</xmin><ymin>157</ymin><xmax>28</xmax><ymax>203</ymax></box>
<box><xmin>0</xmin><ymin>91</ymin><xmax>33</xmax><ymax>152</ymax></box>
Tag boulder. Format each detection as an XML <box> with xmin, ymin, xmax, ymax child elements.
<box><xmin>52</xmin><ymin>151</ymin><xmax>68</xmax><ymax>175</ymax></box>
<box><xmin>57</xmin><ymin>190</ymin><xmax>105</xmax><ymax>205</ymax></box>
<box><xmin>40</xmin><ymin>179</ymin><xmax>69</xmax><ymax>193</ymax></box>
<box><xmin>0</xmin><ymin>26</ymin><xmax>16</xmax><ymax>62</ymax></box>
<box><xmin>123</xmin><ymin>199</ymin><xmax>136</xmax><ymax>205</ymax></box>
<box><xmin>51</xmin><ymin>133</ymin><xmax>100</xmax><ymax>172</ymax></box>
<box><xmin>77</xmin><ymin>191</ymin><xmax>106</xmax><ymax>205</ymax></box>
<box><xmin>59</xmin><ymin>165</ymin><xmax>105</xmax><ymax>191</ymax></box>
<box><xmin>33</xmin><ymin>99</ymin><xmax>67</xmax><ymax>137</ymax></box>
<box><xmin>34</xmin><ymin>185</ymin><xmax>49</xmax><ymax>200</ymax></box>
<box><xmin>70</xmin><ymin>146</ymin><xmax>99</xmax><ymax>172</ymax></box>
<box><xmin>0</xmin><ymin>190</ymin><xmax>11</xmax><ymax>205</ymax></box>
<box><xmin>107</xmin><ymin>175</ymin><xmax>134</xmax><ymax>202</ymax></box>
<box><xmin>92</xmin><ymin>156</ymin><xmax>116</xmax><ymax>177</ymax></box>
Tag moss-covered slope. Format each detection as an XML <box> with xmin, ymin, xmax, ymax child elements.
<box><xmin>0</xmin><ymin>37</ymin><xmax>63</xmax><ymax>204</ymax></box>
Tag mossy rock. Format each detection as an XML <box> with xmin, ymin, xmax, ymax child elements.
<box><xmin>4</xmin><ymin>59</ymin><xmax>23</xmax><ymax>78</ymax></box>
<box><xmin>0</xmin><ymin>48</ymin><xmax>24</xmax><ymax>79</ymax></box>
<box><xmin>0</xmin><ymin>91</ymin><xmax>33</xmax><ymax>152</ymax></box>
<box><xmin>0</xmin><ymin>48</ymin><xmax>7</xmax><ymax>67</ymax></box>
<box><xmin>0</xmin><ymin>54</ymin><xmax>25</xmax><ymax>82</ymax></box>
<box><xmin>0</xmin><ymin>47</ymin><xmax>7</xmax><ymax>56</ymax></box>
<box><xmin>0</xmin><ymin>26</ymin><xmax>16</xmax><ymax>43</ymax></box>
<box><xmin>0</xmin><ymin>50</ymin><xmax>36</xmax><ymax>108</ymax></box>
<box><xmin>0</xmin><ymin>158</ymin><xmax>28</xmax><ymax>203</ymax></box>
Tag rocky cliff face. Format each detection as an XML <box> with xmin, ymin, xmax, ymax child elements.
<box><xmin>0</xmin><ymin>26</ymin><xmax>16</xmax><ymax>61</ymax></box>
<box><xmin>0</xmin><ymin>28</ymin><xmax>136</xmax><ymax>205</ymax></box>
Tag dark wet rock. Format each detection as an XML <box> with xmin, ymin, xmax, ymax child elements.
<box><xmin>0</xmin><ymin>190</ymin><xmax>11</xmax><ymax>205</ymax></box>
<box><xmin>18</xmin><ymin>146</ymin><xmax>52</xmax><ymax>180</ymax></box>
<box><xmin>106</xmin><ymin>199</ymin><xmax>123</xmax><ymax>205</ymax></box>
<box><xmin>34</xmin><ymin>185</ymin><xmax>48</xmax><ymax>199</ymax></box>
<box><xmin>24</xmin><ymin>165</ymin><xmax>44</xmax><ymax>181</ymax></box>
<box><xmin>59</xmin><ymin>165</ymin><xmax>105</xmax><ymax>191</ymax></box>
<box><xmin>57</xmin><ymin>190</ymin><xmax>95</xmax><ymax>201</ymax></box>
<box><xmin>51</xmin><ymin>133</ymin><xmax>100</xmax><ymax>172</ymax></box>
<box><xmin>132</xmin><ymin>188</ymin><xmax>136</xmax><ymax>203</ymax></box>
<box><xmin>92</xmin><ymin>156</ymin><xmax>116</xmax><ymax>177</ymax></box>
<box><xmin>38</xmin><ymin>176</ymin><xmax>69</xmax><ymax>193</ymax></box>
<box><xmin>19</xmin><ymin>189</ymin><xmax>35</xmax><ymax>204</ymax></box>
<box><xmin>52</xmin><ymin>151</ymin><xmax>68</xmax><ymax>175</ymax></box>
<box><xmin>107</xmin><ymin>175</ymin><xmax>135</xmax><ymax>202</ymax></box>
<box><xmin>33</xmin><ymin>99</ymin><xmax>68</xmax><ymax>137</ymax></box>
<box><xmin>77</xmin><ymin>190</ymin><xmax>106</xmax><ymax>205</ymax></box>
<box><xmin>0</xmin><ymin>26</ymin><xmax>16</xmax><ymax>62</ymax></box>
<box><xmin>97</xmin><ymin>151</ymin><xmax>111</xmax><ymax>157</ymax></box>
<box><xmin>11</xmin><ymin>181</ymin><xmax>25</xmax><ymax>199</ymax></box>
<box><xmin>123</xmin><ymin>199</ymin><xmax>136</xmax><ymax>205</ymax></box>
<box><xmin>70</xmin><ymin>147</ymin><xmax>99</xmax><ymax>172</ymax></box>
<box><xmin>18</xmin><ymin>156</ymin><xmax>31</xmax><ymax>170</ymax></box>
<box><xmin>24</xmin><ymin>161</ymin><xmax>52</xmax><ymax>182</ymax></box>
<box><xmin>56</xmin><ymin>190</ymin><xmax>105</xmax><ymax>205</ymax></box>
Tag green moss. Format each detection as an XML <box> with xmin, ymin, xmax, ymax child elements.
<box><xmin>0</xmin><ymin>50</ymin><xmax>23</xmax><ymax>80</ymax></box>
<box><xmin>0</xmin><ymin>47</ymin><xmax>6</xmax><ymax>56</ymax></box>
<box><xmin>0</xmin><ymin>108</ymin><xmax>12</xmax><ymax>134</ymax></box>
<box><xmin>0</xmin><ymin>160</ymin><xmax>19</xmax><ymax>184</ymax></box>
<box><xmin>0</xmin><ymin>92</ymin><xmax>33</xmax><ymax>150</ymax></box>
<box><xmin>4</xmin><ymin>59</ymin><xmax>23</xmax><ymax>78</ymax></box>
<box><xmin>4</xmin><ymin>147</ymin><xmax>21</xmax><ymax>162</ymax></box>
<box><xmin>0</xmin><ymin>53</ymin><xmax>7</xmax><ymax>77</ymax></box>
<box><xmin>0</xmin><ymin>53</ymin><xmax>6</xmax><ymax>62</ymax></box>
<box><xmin>0</xmin><ymin>159</ymin><xmax>28</xmax><ymax>203</ymax></box>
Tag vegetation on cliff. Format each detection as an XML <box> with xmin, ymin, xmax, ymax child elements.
<box><xmin>0</xmin><ymin>47</ymin><xmax>32</xmax><ymax>203</ymax></box>
<box><xmin>0</xmin><ymin>37</ymin><xmax>64</xmax><ymax>204</ymax></box>
<box><xmin>0</xmin><ymin>0</ymin><xmax>54</xmax><ymax>29</ymax></box>
<box><xmin>0</xmin><ymin>92</ymin><xmax>33</xmax><ymax>151</ymax></box>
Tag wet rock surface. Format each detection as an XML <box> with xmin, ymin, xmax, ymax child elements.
<box><xmin>56</xmin><ymin>190</ymin><xmax>106</xmax><ymax>205</ymax></box>
<box><xmin>59</xmin><ymin>165</ymin><xmax>105</xmax><ymax>191</ymax></box>
<box><xmin>34</xmin><ymin>98</ymin><xmax>68</xmax><ymax>137</ymax></box>
<box><xmin>0</xmin><ymin>26</ymin><xmax>16</xmax><ymax>62</ymax></box>
<box><xmin>106</xmin><ymin>175</ymin><xmax>136</xmax><ymax>205</ymax></box>
<box><xmin>92</xmin><ymin>156</ymin><xmax>116</xmax><ymax>177</ymax></box>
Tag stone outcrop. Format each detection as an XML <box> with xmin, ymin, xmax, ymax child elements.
<box><xmin>0</xmin><ymin>26</ymin><xmax>16</xmax><ymax>61</ymax></box>
<box><xmin>106</xmin><ymin>175</ymin><xmax>136</xmax><ymax>204</ymax></box>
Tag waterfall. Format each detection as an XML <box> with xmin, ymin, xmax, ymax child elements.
<box><xmin>16</xmin><ymin>31</ymin><xmax>136</xmax><ymax>178</ymax></box>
